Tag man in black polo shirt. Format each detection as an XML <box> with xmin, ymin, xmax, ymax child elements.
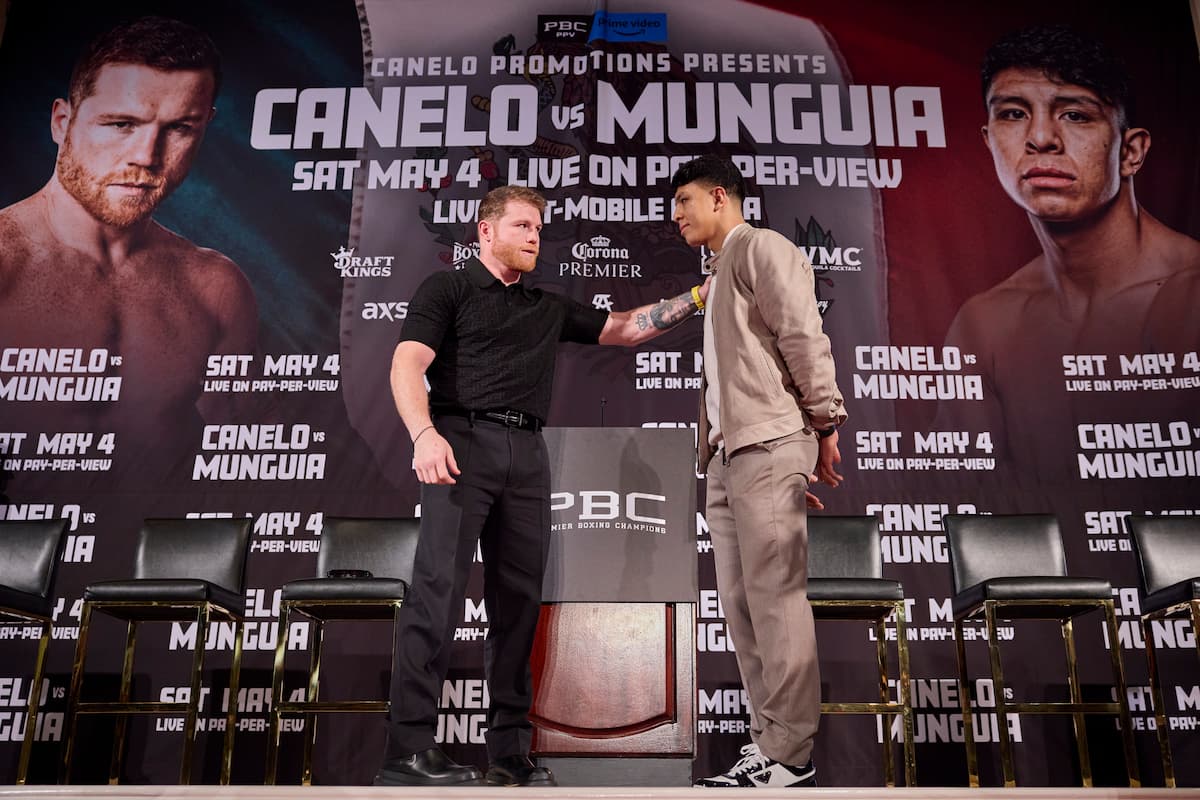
<box><xmin>376</xmin><ymin>185</ymin><xmax>709</xmax><ymax>787</ymax></box>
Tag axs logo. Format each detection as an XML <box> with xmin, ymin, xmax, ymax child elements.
<box><xmin>361</xmin><ymin>301</ymin><xmax>409</xmax><ymax>321</ymax></box>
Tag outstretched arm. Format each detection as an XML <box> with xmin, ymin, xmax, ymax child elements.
<box><xmin>598</xmin><ymin>275</ymin><xmax>711</xmax><ymax>346</ymax></box>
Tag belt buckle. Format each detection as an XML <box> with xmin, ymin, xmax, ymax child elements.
<box><xmin>498</xmin><ymin>410</ymin><xmax>524</xmax><ymax>427</ymax></box>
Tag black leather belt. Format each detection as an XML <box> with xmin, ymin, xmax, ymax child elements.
<box><xmin>437</xmin><ymin>408</ymin><xmax>543</xmax><ymax>432</ymax></box>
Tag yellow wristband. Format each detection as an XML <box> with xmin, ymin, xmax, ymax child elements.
<box><xmin>691</xmin><ymin>285</ymin><xmax>704</xmax><ymax>310</ymax></box>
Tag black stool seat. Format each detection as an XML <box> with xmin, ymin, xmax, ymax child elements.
<box><xmin>84</xmin><ymin>579</ymin><xmax>243</xmax><ymax>614</ymax></box>
<box><xmin>1143</xmin><ymin>578</ymin><xmax>1200</xmax><ymax>615</ymax></box>
<box><xmin>809</xmin><ymin>577</ymin><xmax>903</xmax><ymax>601</ymax></box>
<box><xmin>953</xmin><ymin>576</ymin><xmax>1112</xmax><ymax>618</ymax></box>
<box><xmin>0</xmin><ymin>585</ymin><xmax>54</xmax><ymax>618</ymax></box>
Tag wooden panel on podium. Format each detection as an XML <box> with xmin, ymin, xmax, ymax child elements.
<box><xmin>534</xmin><ymin>428</ymin><xmax>696</xmax><ymax>774</ymax></box>
<box><xmin>530</xmin><ymin>603</ymin><xmax>694</xmax><ymax>755</ymax></box>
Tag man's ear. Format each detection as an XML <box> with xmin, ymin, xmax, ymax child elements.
<box><xmin>711</xmin><ymin>185</ymin><xmax>727</xmax><ymax>211</ymax></box>
<box><xmin>50</xmin><ymin>98</ymin><xmax>72</xmax><ymax>146</ymax></box>
<box><xmin>1119</xmin><ymin>127</ymin><xmax>1150</xmax><ymax>178</ymax></box>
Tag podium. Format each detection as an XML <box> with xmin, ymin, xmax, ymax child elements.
<box><xmin>532</xmin><ymin>428</ymin><xmax>697</xmax><ymax>785</ymax></box>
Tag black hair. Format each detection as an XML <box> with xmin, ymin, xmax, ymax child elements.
<box><xmin>981</xmin><ymin>25</ymin><xmax>1132</xmax><ymax>128</ymax></box>
<box><xmin>670</xmin><ymin>154</ymin><xmax>746</xmax><ymax>202</ymax></box>
<box><xmin>69</xmin><ymin>16</ymin><xmax>221</xmax><ymax>107</ymax></box>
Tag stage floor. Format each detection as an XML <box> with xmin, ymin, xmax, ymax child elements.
<box><xmin>1</xmin><ymin>787</ymin><xmax>1198</xmax><ymax>800</ymax></box>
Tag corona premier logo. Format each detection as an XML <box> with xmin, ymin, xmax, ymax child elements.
<box><xmin>561</xmin><ymin>235</ymin><xmax>641</xmax><ymax>278</ymax></box>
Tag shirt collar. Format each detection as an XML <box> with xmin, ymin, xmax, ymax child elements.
<box><xmin>465</xmin><ymin>256</ymin><xmax>539</xmax><ymax>298</ymax></box>
<box><xmin>465</xmin><ymin>257</ymin><xmax>502</xmax><ymax>288</ymax></box>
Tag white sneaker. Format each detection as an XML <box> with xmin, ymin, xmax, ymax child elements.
<box><xmin>695</xmin><ymin>743</ymin><xmax>817</xmax><ymax>788</ymax></box>
<box><xmin>695</xmin><ymin>743</ymin><xmax>769</xmax><ymax>786</ymax></box>
<box><xmin>751</xmin><ymin>759</ymin><xmax>817</xmax><ymax>788</ymax></box>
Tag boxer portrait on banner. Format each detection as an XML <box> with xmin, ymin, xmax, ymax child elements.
<box><xmin>672</xmin><ymin>155</ymin><xmax>847</xmax><ymax>788</ymax></box>
<box><xmin>0</xmin><ymin>16</ymin><xmax>257</xmax><ymax>478</ymax></box>
<box><xmin>938</xmin><ymin>25</ymin><xmax>1200</xmax><ymax>484</ymax></box>
<box><xmin>378</xmin><ymin>184</ymin><xmax>710</xmax><ymax>786</ymax></box>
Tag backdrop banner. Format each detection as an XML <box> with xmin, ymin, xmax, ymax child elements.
<box><xmin>1</xmin><ymin>0</ymin><xmax>1197</xmax><ymax>787</ymax></box>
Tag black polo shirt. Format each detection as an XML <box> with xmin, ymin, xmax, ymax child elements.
<box><xmin>399</xmin><ymin>258</ymin><xmax>608</xmax><ymax>421</ymax></box>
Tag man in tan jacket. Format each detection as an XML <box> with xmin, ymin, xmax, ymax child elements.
<box><xmin>672</xmin><ymin>155</ymin><xmax>847</xmax><ymax>788</ymax></box>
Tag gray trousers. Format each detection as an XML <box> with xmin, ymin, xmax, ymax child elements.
<box><xmin>705</xmin><ymin>428</ymin><xmax>820</xmax><ymax>766</ymax></box>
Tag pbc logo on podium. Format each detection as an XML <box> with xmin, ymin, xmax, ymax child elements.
<box><xmin>537</xmin><ymin>15</ymin><xmax>592</xmax><ymax>42</ymax></box>
<box><xmin>551</xmin><ymin>490</ymin><xmax>667</xmax><ymax>527</ymax></box>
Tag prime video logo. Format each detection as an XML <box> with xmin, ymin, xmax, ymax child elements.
<box><xmin>590</xmin><ymin>12</ymin><xmax>667</xmax><ymax>42</ymax></box>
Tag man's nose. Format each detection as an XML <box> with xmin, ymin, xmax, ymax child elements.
<box><xmin>1024</xmin><ymin>111</ymin><xmax>1062</xmax><ymax>153</ymax></box>
<box><xmin>125</xmin><ymin>126</ymin><xmax>164</xmax><ymax>168</ymax></box>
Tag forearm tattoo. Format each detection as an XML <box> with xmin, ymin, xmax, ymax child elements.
<box><xmin>648</xmin><ymin>290</ymin><xmax>700</xmax><ymax>330</ymax></box>
<box><xmin>636</xmin><ymin>312</ymin><xmax>650</xmax><ymax>331</ymax></box>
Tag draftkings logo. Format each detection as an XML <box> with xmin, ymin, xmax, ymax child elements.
<box><xmin>452</xmin><ymin>242</ymin><xmax>480</xmax><ymax>270</ymax></box>
<box><xmin>331</xmin><ymin>246</ymin><xmax>394</xmax><ymax>278</ymax></box>
<box><xmin>559</xmin><ymin>235</ymin><xmax>642</xmax><ymax>279</ymax></box>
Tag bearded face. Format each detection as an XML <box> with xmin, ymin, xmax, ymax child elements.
<box><xmin>53</xmin><ymin>63</ymin><xmax>215</xmax><ymax>228</ymax></box>
<box><xmin>487</xmin><ymin>201</ymin><xmax>542</xmax><ymax>273</ymax></box>
<box><xmin>57</xmin><ymin>130</ymin><xmax>171</xmax><ymax>227</ymax></box>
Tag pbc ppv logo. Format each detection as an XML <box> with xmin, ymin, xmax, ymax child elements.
<box><xmin>452</xmin><ymin>242</ymin><xmax>480</xmax><ymax>270</ymax></box>
<box><xmin>361</xmin><ymin>301</ymin><xmax>409</xmax><ymax>322</ymax></box>
<box><xmin>560</xmin><ymin>235</ymin><xmax>642</xmax><ymax>279</ymax></box>
<box><xmin>537</xmin><ymin>14</ymin><xmax>592</xmax><ymax>43</ymax></box>
<box><xmin>331</xmin><ymin>246</ymin><xmax>394</xmax><ymax>278</ymax></box>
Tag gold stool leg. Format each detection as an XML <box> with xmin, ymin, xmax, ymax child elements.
<box><xmin>220</xmin><ymin>619</ymin><xmax>244</xmax><ymax>785</ymax></box>
<box><xmin>874</xmin><ymin>617</ymin><xmax>895</xmax><ymax>787</ymax></box>
<box><xmin>16</xmin><ymin>620</ymin><xmax>51</xmax><ymax>785</ymax></box>
<box><xmin>1062</xmin><ymin>617</ymin><xmax>1092</xmax><ymax>786</ymax></box>
<box><xmin>983</xmin><ymin>603</ymin><xmax>1016</xmax><ymax>788</ymax></box>
<box><xmin>1101</xmin><ymin>600</ymin><xmax>1139</xmax><ymax>787</ymax></box>
<box><xmin>180</xmin><ymin>605</ymin><xmax>210</xmax><ymax>785</ymax></box>
<box><xmin>107</xmin><ymin>618</ymin><xmax>138</xmax><ymax>785</ymax></box>
<box><xmin>1143</xmin><ymin>615</ymin><xmax>1173</xmax><ymax>788</ymax></box>
<box><xmin>953</xmin><ymin>617</ymin><xmax>979</xmax><ymax>788</ymax></box>
<box><xmin>61</xmin><ymin>602</ymin><xmax>93</xmax><ymax>784</ymax></box>
<box><xmin>302</xmin><ymin>618</ymin><xmax>325</xmax><ymax>786</ymax></box>
<box><xmin>894</xmin><ymin>601</ymin><xmax>916</xmax><ymax>787</ymax></box>
<box><xmin>265</xmin><ymin>603</ymin><xmax>291</xmax><ymax>785</ymax></box>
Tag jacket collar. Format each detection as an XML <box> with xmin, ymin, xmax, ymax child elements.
<box><xmin>707</xmin><ymin>222</ymin><xmax>752</xmax><ymax>272</ymax></box>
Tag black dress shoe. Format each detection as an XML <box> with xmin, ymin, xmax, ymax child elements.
<box><xmin>486</xmin><ymin>754</ymin><xmax>557</xmax><ymax>786</ymax></box>
<box><xmin>374</xmin><ymin>747</ymin><xmax>483</xmax><ymax>786</ymax></box>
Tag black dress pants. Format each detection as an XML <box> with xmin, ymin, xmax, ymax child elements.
<box><xmin>386</xmin><ymin>414</ymin><xmax>550</xmax><ymax>761</ymax></box>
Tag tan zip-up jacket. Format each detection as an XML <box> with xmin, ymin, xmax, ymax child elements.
<box><xmin>698</xmin><ymin>223</ymin><xmax>848</xmax><ymax>472</ymax></box>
